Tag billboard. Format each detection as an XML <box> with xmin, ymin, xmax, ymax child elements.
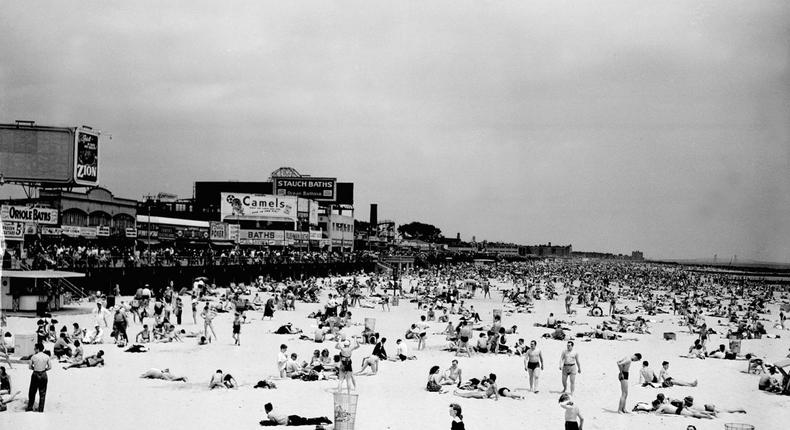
<box><xmin>0</xmin><ymin>124</ymin><xmax>99</xmax><ymax>186</ymax></box>
<box><xmin>0</xmin><ymin>205</ymin><xmax>58</xmax><ymax>225</ymax></box>
<box><xmin>73</xmin><ymin>128</ymin><xmax>99</xmax><ymax>185</ymax></box>
<box><xmin>273</xmin><ymin>177</ymin><xmax>336</xmax><ymax>202</ymax></box>
<box><xmin>220</xmin><ymin>193</ymin><xmax>297</xmax><ymax>222</ymax></box>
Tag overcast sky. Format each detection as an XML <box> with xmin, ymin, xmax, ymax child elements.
<box><xmin>1</xmin><ymin>1</ymin><xmax>788</xmax><ymax>261</ymax></box>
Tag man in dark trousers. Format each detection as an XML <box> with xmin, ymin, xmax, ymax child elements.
<box><xmin>27</xmin><ymin>343</ymin><xmax>50</xmax><ymax>412</ymax></box>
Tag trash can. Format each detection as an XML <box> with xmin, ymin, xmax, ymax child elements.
<box><xmin>15</xmin><ymin>334</ymin><xmax>36</xmax><ymax>357</ymax></box>
<box><xmin>334</xmin><ymin>392</ymin><xmax>359</xmax><ymax>430</ymax></box>
<box><xmin>729</xmin><ymin>339</ymin><xmax>742</xmax><ymax>355</ymax></box>
<box><xmin>36</xmin><ymin>301</ymin><xmax>49</xmax><ymax>317</ymax></box>
<box><xmin>724</xmin><ymin>423</ymin><xmax>754</xmax><ymax>430</ymax></box>
<box><xmin>663</xmin><ymin>332</ymin><xmax>677</xmax><ymax>341</ymax></box>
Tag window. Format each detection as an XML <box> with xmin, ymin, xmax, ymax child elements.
<box><xmin>61</xmin><ymin>209</ymin><xmax>88</xmax><ymax>226</ymax></box>
<box><xmin>88</xmin><ymin>211</ymin><xmax>112</xmax><ymax>226</ymax></box>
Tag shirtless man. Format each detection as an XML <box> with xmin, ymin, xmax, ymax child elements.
<box><xmin>136</xmin><ymin>325</ymin><xmax>152</xmax><ymax>343</ymax></box>
<box><xmin>559</xmin><ymin>341</ymin><xmax>581</xmax><ymax>395</ymax></box>
<box><xmin>639</xmin><ymin>361</ymin><xmax>659</xmax><ymax>387</ymax></box>
<box><xmin>441</xmin><ymin>360</ymin><xmax>463</xmax><ymax>386</ymax></box>
<box><xmin>617</xmin><ymin>353</ymin><xmax>642</xmax><ymax>413</ymax></box>
<box><xmin>453</xmin><ymin>373</ymin><xmax>500</xmax><ymax>401</ymax></box>
<box><xmin>525</xmin><ymin>340</ymin><xmax>544</xmax><ymax>393</ymax></box>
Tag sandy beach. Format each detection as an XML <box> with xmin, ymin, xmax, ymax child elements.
<box><xmin>2</xmin><ymin>276</ymin><xmax>788</xmax><ymax>430</ymax></box>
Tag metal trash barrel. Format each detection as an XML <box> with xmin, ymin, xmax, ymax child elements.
<box><xmin>729</xmin><ymin>339</ymin><xmax>742</xmax><ymax>355</ymax></box>
<box><xmin>334</xmin><ymin>392</ymin><xmax>359</xmax><ymax>430</ymax></box>
<box><xmin>724</xmin><ymin>423</ymin><xmax>754</xmax><ymax>430</ymax></box>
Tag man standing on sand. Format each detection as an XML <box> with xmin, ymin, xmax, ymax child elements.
<box><xmin>525</xmin><ymin>340</ymin><xmax>544</xmax><ymax>393</ymax></box>
<box><xmin>559</xmin><ymin>341</ymin><xmax>581</xmax><ymax>395</ymax></box>
<box><xmin>26</xmin><ymin>343</ymin><xmax>50</xmax><ymax>412</ymax></box>
<box><xmin>616</xmin><ymin>353</ymin><xmax>642</xmax><ymax>413</ymax></box>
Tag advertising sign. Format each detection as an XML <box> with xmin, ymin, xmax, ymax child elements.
<box><xmin>41</xmin><ymin>227</ymin><xmax>62</xmax><ymax>235</ymax></box>
<box><xmin>23</xmin><ymin>223</ymin><xmax>37</xmax><ymax>235</ymax></box>
<box><xmin>1</xmin><ymin>205</ymin><xmax>58</xmax><ymax>225</ymax></box>
<box><xmin>175</xmin><ymin>226</ymin><xmax>209</xmax><ymax>240</ymax></box>
<box><xmin>309</xmin><ymin>200</ymin><xmax>318</xmax><ymax>225</ymax></box>
<box><xmin>1</xmin><ymin>221</ymin><xmax>23</xmax><ymax>240</ymax></box>
<box><xmin>74</xmin><ymin>128</ymin><xmax>99</xmax><ymax>186</ymax></box>
<box><xmin>309</xmin><ymin>230</ymin><xmax>323</xmax><ymax>241</ymax></box>
<box><xmin>210</xmin><ymin>221</ymin><xmax>228</xmax><ymax>241</ymax></box>
<box><xmin>285</xmin><ymin>231</ymin><xmax>309</xmax><ymax>243</ymax></box>
<box><xmin>0</xmin><ymin>124</ymin><xmax>75</xmax><ymax>184</ymax></box>
<box><xmin>228</xmin><ymin>224</ymin><xmax>240</xmax><ymax>241</ymax></box>
<box><xmin>237</xmin><ymin>229</ymin><xmax>283</xmax><ymax>245</ymax></box>
<box><xmin>97</xmin><ymin>226</ymin><xmax>111</xmax><ymax>237</ymax></box>
<box><xmin>79</xmin><ymin>226</ymin><xmax>97</xmax><ymax>238</ymax></box>
<box><xmin>220</xmin><ymin>193</ymin><xmax>297</xmax><ymax>222</ymax></box>
<box><xmin>273</xmin><ymin>177</ymin><xmax>336</xmax><ymax>201</ymax></box>
<box><xmin>125</xmin><ymin>227</ymin><xmax>138</xmax><ymax>238</ymax></box>
<box><xmin>62</xmin><ymin>225</ymin><xmax>81</xmax><ymax>237</ymax></box>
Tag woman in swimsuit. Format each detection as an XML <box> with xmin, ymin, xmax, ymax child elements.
<box><xmin>427</xmin><ymin>366</ymin><xmax>443</xmax><ymax>392</ymax></box>
<box><xmin>335</xmin><ymin>338</ymin><xmax>360</xmax><ymax>394</ymax></box>
<box><xmin>525</xmin><ymin>340</ymin><xmax>544</xmax><ymax>393</ymax></box>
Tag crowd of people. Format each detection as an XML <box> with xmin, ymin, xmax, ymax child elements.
<box><xmin>2</xmin><ymin>241</ymin><xmax>377</xmax><ymax>270</ymax></box>
<box><xmin>1</xmin><ymin>258</ymin><xmax>788</xmax><ymax>430</ymax></box>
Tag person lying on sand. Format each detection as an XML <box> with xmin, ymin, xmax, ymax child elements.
<box><xmin>453</xmin><ymin>373</ymin><xmax>499</xmax><ymax>400</ymax></box>
<box><xmin>498</xmin><ymin>387</ymin><xmax>525</xmax><ymax>400</ymax></box>
<box><xmin>140</xmin><ymin>368</ymin><xmax>188</xmax><ymax>382</ymax></box>
<box><xmin>681</xmin><ymin>395</ymin><xmax>746</xmax><ymax>415</ymax></box>
<box><xmin>259</xmin><ymin>402</ymin><xmax>332</xmax><ymax>427</ymax></box>
<box><xmin>652</xmin><ymin>397</ymin><xmax>714</xmax><ymax>419</ymax></box>
<box><xmin>63</xmin><ymin>350</ymin><xmax>104</xmax><ymax>369</ymax></box>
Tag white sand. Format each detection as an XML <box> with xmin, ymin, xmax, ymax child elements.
<box><xmin>2</xmin><ymin>278</ymin><xmax>788</xmax><ymax>430</ymax></box>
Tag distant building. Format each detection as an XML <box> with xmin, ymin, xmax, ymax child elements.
<box><xmin>519</xmin><ymin>242</ymin><xmax>573</xmax><ymax>258</ymax></box>
<box><xmin>631</xmin><ymin>251</ymin><xmax>644</xmax><ymax>260</ymax></box>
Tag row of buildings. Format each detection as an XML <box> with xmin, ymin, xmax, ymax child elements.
<box><xmin>1</xmin><ymin>167</ymin><xmax>360</xmax><ymax>255</ymax></box>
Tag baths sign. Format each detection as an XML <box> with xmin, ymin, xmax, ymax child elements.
<box><xmin>1</xmin><ymin>205</ymin><xmax>58</xmax><ymax>225</ymax></box>
<box><xmin>273</xmin><ymin>177</ymin><xmax>336</xmax><ymax>202</ymax></box>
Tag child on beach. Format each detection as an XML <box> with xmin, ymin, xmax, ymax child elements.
<box><xmin>558</xmin><ymin>393</ymin><xmax>584</xmax><ymax>430</ymax></box>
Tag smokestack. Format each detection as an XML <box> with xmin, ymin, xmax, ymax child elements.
<box><xmin>456</xmin><ymin>232</ymin><xmax>460</xmax><ymax>240</ymax></box>
<box><xmin>370</xmin><ymin>204</ymin><xmax>378</xmax><ymax>227</ymax></box>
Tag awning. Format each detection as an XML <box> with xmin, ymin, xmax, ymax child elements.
<box><xmin>137</xmin><ymin>238</ymin><xmax>161</xmax><ymax>245</ymax></box>
<box><xmin>210</xmin><ymin>241</ymin><xmax>236</xmax><ymax>247</ymax></box>
<box><xmin>222</xmin><ymin>215</ymin><xmax>296</xmax><ymax>223</ymax></box>
<box><xmin>2</xmin><ymin>270</ymin><xmax>86</xmax><ymax>279</ymax></box>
